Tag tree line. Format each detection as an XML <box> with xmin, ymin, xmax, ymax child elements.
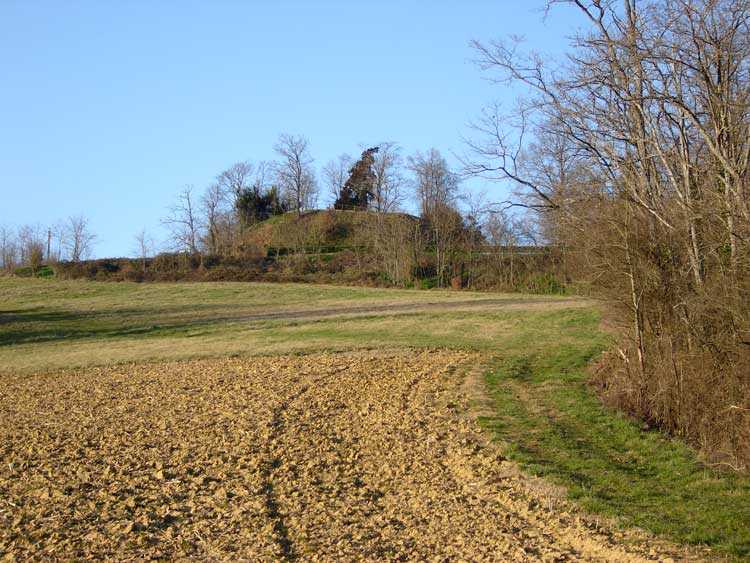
<box><xmin>0</xmin><ymin>216</ymin><xmax>96</xmax><ymax>274</ymax></box>
<box><xmin>3</xmin><ymin>131</ymin><xmax>550</xmax><ymax>291</ymax></box>
<box><xmin>151</xmin><ymin>133</ymin><xmax>542</xmax><ymax>289</ymax></box>
<box><xmin>467</xmin><ymin>0</ymin><xmax>750</xmax><ymax>468</ymax></box>
<box><xmin>158</xmin><ymin>134</ymin><xmax>460</xmax><ymax>256</ymax></box>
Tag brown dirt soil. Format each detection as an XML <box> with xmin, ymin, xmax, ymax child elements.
<box><xmin>0</xmin><ymin>352</ymin><xmax>705</xmax><ymax>562</ymax></box>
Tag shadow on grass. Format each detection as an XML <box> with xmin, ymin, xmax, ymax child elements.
<box><xmin>0</xmin><ymin>306</ymin><xmax>241</xmax><ymax>347</ymax></box>
<box><xmin>0</xmin><ymin>297</ymin><xmax>555</xmax><ymax>348</ymax></box>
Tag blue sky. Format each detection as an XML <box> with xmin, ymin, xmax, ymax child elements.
<box><xmin>0</xmin><ymin>1</ymin><xmax>581</xmax><ymax>257</ymax></box>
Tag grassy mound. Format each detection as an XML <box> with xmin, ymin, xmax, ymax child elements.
<box><xmin>242</xmin><ymin>209</ymin><xmax>419</xmax><ymax>257</ymax></box>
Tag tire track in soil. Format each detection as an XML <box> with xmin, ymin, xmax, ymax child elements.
<box><xmin>259</xmin><ymin>365</ymin><xmax>351</xmax><ymax>562</ymax></box>
<box><xmin>260</xmin><ymin>382</ymin><xmax>310</xmax><ymax>562</ymax></box>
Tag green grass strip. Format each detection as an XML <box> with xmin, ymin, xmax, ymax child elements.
<box><xmin>480</xmin><ymin>309</ymin><xmax>750</xmax><ymax>560</ymax></box>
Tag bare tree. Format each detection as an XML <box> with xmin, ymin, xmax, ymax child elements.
<box><xmin>274</xmin><ymin>133</ymin><xmax>318</xmax><ymax>216</ymax></box>
<box><xmin>133</xmin><ymin>228</ymin><xmax>155</xmax><ymax>271</ymax></box>
<box><xmin>371</xmin><ymin>142</ymin><xmax>404</xmax><ymax>213</ymax></box>
<box><xmin>47</xmin><ymin>221</ymin><xmax>65</xmax><ymax>263</ymax></box>
<box><xmin>408</xmin><ymin>149</ymin><xmax>462</xmax><ymax>287</ymax></box>
<box><xmin>322</xmin><ymin>154</ymin><xmax>353</xmax><ymax>208</ymax></box>
<box><xmin>0</xmin><ymin>226</ymin><xmax>18</xmax><ymax>272</ymax></box>
<box><xmin>16</xmin><ymin>224</ymin><xmax>46</xmax><ymax>267</ymax></box>
<box><xmin>482</xmin><ymin>209</ymin><xmax>529</xmax><ymax>288</ymax></box>
<box><xmin>250</xmin><ymin>161</ymin><xmax>272</xmax><ymax>192</ymax></box>
<box><xmin>216</xmin><ymin>161</ymin><xmax>254</xmax><ymax>204</ymax></box>
<box><xmin>361</xmin><ymin>143</ymin><xmax>408</xmax><ymax>283</ymax></box>
<box><xmin>201</xmin><ymin>182</ymin><xmax>232</xmax><ymax>255</ymax></box>
<box><xmin>61</xmin><ymin>215</ymin><xmax>97</xmax><ymax>263</ymax></box>
<box><xmin>408</xmin><ymin>148</ymin><xmax>459</xmax><ymax>216</ymax></box>
<box><xmin>162</xmin><ymin>186</ymin><xmax>201</xmax><ymax>254</ymax></box>
<box><xmin>368</xmin><ymin>214</ymin><xmax>418</xmax><ymax>286</ymax></box>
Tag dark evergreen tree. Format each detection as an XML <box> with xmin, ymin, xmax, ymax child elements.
<box><xmin>236</xmin><ymin>185</ymin><xmax>288</xmax><ymax>226</ymax></box>
<box><xmin>334</xmin><ymin>147</ymin><xmax>379</xmax><ymax>210</ymax></box>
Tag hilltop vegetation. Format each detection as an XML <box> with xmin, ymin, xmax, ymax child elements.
<box><xmin>54</xmin><ymin>209</ymin><xmax>565</xmax><ymax>294</ymax></box>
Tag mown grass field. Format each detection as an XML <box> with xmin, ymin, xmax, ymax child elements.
<box><xmin>1</xmin><ymin>278</ymin><xmax>749</xmax><ymax>560</ymax></box>
<box><xmin>0</xmin><ymin>279</ymin><xmax>577</xmax><ymax>373</ymax></box>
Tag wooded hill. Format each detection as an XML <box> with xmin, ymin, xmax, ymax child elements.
<box><xmin>54</xmin><ymin>209</ymin><xmax>564</xmax><ymax>293</ymax></box>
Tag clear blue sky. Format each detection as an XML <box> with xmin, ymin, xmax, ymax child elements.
<box><xmin>0</xmin><ymin>0</ymin><xmax>581</xmax><ymax>257</ymax></box>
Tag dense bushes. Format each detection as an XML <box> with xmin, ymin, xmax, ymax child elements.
<box><xmin>590</xmin><ymin>212</ymin><xmax>750</xmax><ymax>467</ymax></box>
<box><xmin>42</xmin><ymin>206</ymin><xmax>567</xmax><ymax>294</ymax></box>
<box><xmin>54</xmin><ymin>245</ymin><xmax>567</xmax><ymax>294</ymax></box>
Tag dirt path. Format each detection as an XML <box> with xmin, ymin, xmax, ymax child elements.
<box><xmin>228</xmin><ymin>296</ymin><xmax>592</xmax><ymax>324</ymax></box>
<box><xmin>0</xmin><ymin>352</ymin><xmax>703</xmax><ymax>562</ymax></box>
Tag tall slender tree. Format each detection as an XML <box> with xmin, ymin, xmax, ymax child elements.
<box><xmin>274</xmin><ymin>134</ymin><xmax>318</xmax><ymax>216</ymax></box>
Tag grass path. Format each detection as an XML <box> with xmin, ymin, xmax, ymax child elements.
<box><xmin>480</xmin><ymin>311</ymin><xmax>750</xmax><ymax>561</ymax></box>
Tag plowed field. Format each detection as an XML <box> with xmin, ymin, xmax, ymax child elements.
<box><xmin>0</xmin><ymin>352</ymin><xmax>699</xmax><ymax>562</ymax></box>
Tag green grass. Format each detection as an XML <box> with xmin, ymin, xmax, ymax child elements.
<box><xmin>0</xmin><ymin>278</ymin><xmax>568</xmax><ymax>372</ymax></box>
<box><xmin>481</xmin><ymin>308</ymin><xmax>750</xmax><ymax>561</ymax></box>
<box><xmin>1</xmin><ymin>277</ymin><xmax>748</xmax><ymax>559</ymax></box>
